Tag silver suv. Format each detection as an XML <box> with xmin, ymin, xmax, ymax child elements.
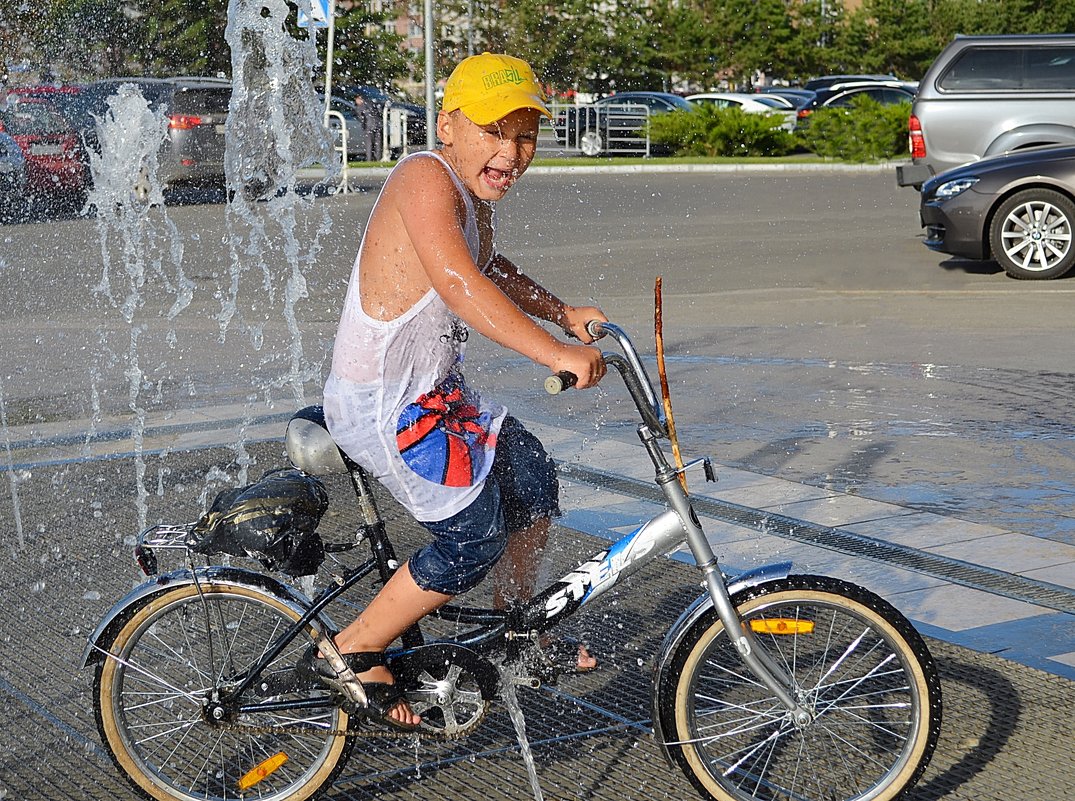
<box><xmin>75</xmin><ymin>77</ymin><xmax>231</xmax><ymax>190</ymax></box>
<box><xmin>897</xmin><ymin>34</ymin><xmax>1075</xmax><ymax>188</ymax></box>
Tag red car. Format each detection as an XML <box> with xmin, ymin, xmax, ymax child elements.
<box><xmin>0</xmin><ymin>95</ymin><xmax>88</xmax><ymax>205</ymax></box>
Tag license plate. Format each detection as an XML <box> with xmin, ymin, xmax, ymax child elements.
<box><xmin>31</xmin><ymin>144</ymin><xmax>63</xmax><ymax>157</ymax></box>
<box><xmin>215</xmin><ymin>124</ymin><xmax>227</xmax><ymax>135</ymax></box>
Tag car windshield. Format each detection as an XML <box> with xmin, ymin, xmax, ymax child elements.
<box><xmin>356</xmin><ymin>86</ymin><xmax>392</xmax><ymax>104</ymax></box>
<box><xmin>599</xmin><ymin>94</ymin><xmax>693</xmax><ymax>112</ymax></box>
<box><xmin>1</xmin><ymin>103</ymin><xmax>71</xmax><ymax>135</ymax></box>
<box><xmin>172</xmin><ymin>88</ymin><xmax>231</xmax><ymax>114</ymax></box>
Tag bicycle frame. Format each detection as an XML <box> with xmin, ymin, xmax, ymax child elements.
<box><xmin>85</xmin><ymin>322</ymin><xmax>810</xmax><ymax>722</ymax></box>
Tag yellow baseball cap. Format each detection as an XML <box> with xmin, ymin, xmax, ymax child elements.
<box><xmin>442</xmin><ymin>52</ymin><xmax>551</xmax><ymax>125</ymax></box>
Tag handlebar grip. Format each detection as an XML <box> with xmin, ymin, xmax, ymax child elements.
<box><xmin>586</xmin><ymin>319</ymin><xmax>606</xmax><ymax>339</ymax></box>
<box><xmin>544</xmin><ymin>371</ymin><xmax>578</xmax><ymax>394</ymax></box>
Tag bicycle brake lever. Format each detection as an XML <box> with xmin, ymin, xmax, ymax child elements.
<box><xmin>677</xmin><ymin>457</ymin><xmax>717</xmax><ymax>483</ymax></box>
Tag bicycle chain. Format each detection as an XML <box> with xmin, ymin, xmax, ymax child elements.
<box><xmin>215</xmin><ymin>700</ymin><xmax>489</xmax><ymax>741</ymax></box>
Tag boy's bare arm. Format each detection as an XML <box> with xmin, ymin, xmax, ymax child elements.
<box><xmin>393</xmin><ymin>160</ymin><xmax>605</xmax><ymax>386</ymax></box>
<box><xmin>486</xmin><ymin>254</ymin><xmax>606</xmax><ymax>343</ymax></box>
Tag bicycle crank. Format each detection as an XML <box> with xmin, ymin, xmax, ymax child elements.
<box><xmin>392</xmin><ymin>643</ymin><xmax>501</xmax><ymax>738</ymax></box>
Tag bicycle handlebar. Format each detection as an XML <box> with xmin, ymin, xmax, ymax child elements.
<box><xmin>545</xmin><ymin>321</ymin><xmax>668</xmax><ymax>436</ymax></box>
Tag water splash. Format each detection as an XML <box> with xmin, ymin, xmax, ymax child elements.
<box><xmin>497</xmin><ymin>665</ymin><xmax>545</xmax><ymax>801</ymax></box>
<box><xmin>222</xmin><ymin>0</ymin><xmax>337</xmax><ymax>407</ymax></box>
<box><xmin>86</xmin><ymin>84</ymin><xmax>191</xmax><ymax>530</ymax></box>
<box><xmin>0</xmin><ymin>373</ymin><xmax>24</xmax><ymax>553</ymax></box>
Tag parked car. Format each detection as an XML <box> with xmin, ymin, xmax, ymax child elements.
<box><xmin>897</xmin><ymin>34</ymin><xmax>1075</xmax><ymax>189</ymax></box>
<box><xmin>686</xmin><ymin>92</ymin><xmax>795</xmax><ymax>131</ymax></box>
<box><xmin>0</xmin><ymin>129</ymin><xmax>27</xmax><ymax>220</ymax></box>
<box><xmin>553</xmin><ymin>91</ymin><xmax>695</xmax><ymax>156</ymax></box>
<box><xmin>75</xmin><ymin>76</ymin><xmax>231</xmax><ymax>193</ymax></box>
<box><xmin>755</xmin><ymin>87</ymin><xmax>816</xmax><ymax>109</ymax></box>
<box><xmin>803</xmin><ymin>74</ymin><xmax>900</xmax><ymax>92</ymax></box>
<box><xmin>795</xmin><ymin>81</ymin><xmax>916</xmax><ymax>128</ymax></box>
<box><xmin>919</xmin><ymin>144</ymin><xmax>1075</xmax><ymax>280</ymax></box>
<box><xmin>332</xmin><ymin>84</ymin><xmax>427</xmax><ymax>161</ymax></box>
<box><xmin>0</xmin><ymin>97</ymin><xmax>88</xmax><ymax>207</ymax></box>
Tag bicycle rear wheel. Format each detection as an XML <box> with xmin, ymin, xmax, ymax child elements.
<box><xmin>657</xmin><ymin>575</ymin><xmax>941</xmax><ymax>801</ymax></box>
<box><xmin>94</xmin><ymin>583</ymin><xmax>354</xmax><ymax>801</ymax></box>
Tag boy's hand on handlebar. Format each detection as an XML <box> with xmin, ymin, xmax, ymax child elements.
<box><xmin>560</xmin><ymin>305</ymin><xmax>607</xmax><ymax>343</ymax></box>
<box><xmin>551</xmin><ymin>343</ymin><xmax>606</xmax><ymax>389</ymax></box>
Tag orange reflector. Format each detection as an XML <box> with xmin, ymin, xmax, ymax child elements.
<box><xmin>750</xmin><ymin>618</ymin><xmax>815</xmax><ymax>635</ymax></box>
<box><xmin>238</xmin><ymin>752</ymin><xmax>288</xmax><ymax>791</ymax></box>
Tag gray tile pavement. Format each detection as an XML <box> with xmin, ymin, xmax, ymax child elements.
<box><xmin>2</xmin><ymin>405</ymin><xmax>1073</xmax><ymax>679</ymax></box>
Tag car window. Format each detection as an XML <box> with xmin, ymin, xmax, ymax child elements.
<box><xmin>85</xmin><ymin>82</ymin><xmax>172</xmax><ymax>117</ymax></box>
<box><xmin>941</xmin><ymin>45</ymin><xmax>1075</xmax><ymax>91</ymax></box>
<box><xmin>356</xmin><ymin>86</ymin><xmax>392</xmax><ymax>105</ymax></box>
<box><xmin>695</xmin><ymin>98</ymin><xmax>733</xmax><ymax>109</ymax></box>
<box><xmin>939</xmin><ymin>47</ymin><xmax>1024</xmax><ymax>91</ymax></box>
<box><xmin>1025</xmin><ymin>47</ymin><xmax>1075</xmax><ymax>90</ymax></box>
<box><xmin>172</xmin><ymin>88</ymin><xmax>230</xmax><ymax>115</ymax></box>
<box><xmin>329</xmin><ymin>98</ymin><xmax>357</xmax><ymax>121</ymax></box>
<box><xmin>1</xmin><ymin>103</ymin><xmax>70</xmax><ymax>135</ymax></box>
<box><xmin>827</xmin><ymin>88</ymin><xmax>883</xmax><ymax>107</ymax></box>
<box><xmin>881</xmin><ymin>88</ymin><xmax>913</xmax><ymax>103</ymax></box>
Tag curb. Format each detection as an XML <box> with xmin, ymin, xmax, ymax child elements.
<box><xmin>300</xmin><ymin>160</ymin><xmax>908</xmax><ymax>183</ymax></box>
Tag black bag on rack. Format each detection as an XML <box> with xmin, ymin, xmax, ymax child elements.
<box><xmin>191</xmin><ymin>468</ymin><xmax>328</xmax><ymax>576</ymax></box>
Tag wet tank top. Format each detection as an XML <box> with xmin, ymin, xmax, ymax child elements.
<box><xmin>323</xmin><ymin>151</ymin><xmax>506</xmax><ymax>522</ymax></box>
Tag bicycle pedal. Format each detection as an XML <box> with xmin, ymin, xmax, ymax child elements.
<box><xmin>511</xmin><ymin>672</ymin><xmax>545</xmax><ymax>689</ymax></box>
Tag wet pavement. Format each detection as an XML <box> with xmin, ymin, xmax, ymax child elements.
<box><xmin>2</xmin><ymin>167</ymin><xmax>1074</xmax><ymax>798</ymax></box>
<box><xmin>1</xmin><ymin>412</ymin><xmax>1074</xmax><ymax>800</ymax></box>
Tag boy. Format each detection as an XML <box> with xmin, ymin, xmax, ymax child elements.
<box><xmin>306</xmin><ymin>53</ymin><xmax>606</xmax><ymax>729</ymax></box>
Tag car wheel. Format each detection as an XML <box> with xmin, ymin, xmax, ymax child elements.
<box><xmin>989</xmin><ymin>188</ymin><xmax>1075</xmax><ymax>280</ymax></box>
<box><xmin>580</xmin><ymin>130</ymin><xmax>604</xmax><ymax>157</ymax></box>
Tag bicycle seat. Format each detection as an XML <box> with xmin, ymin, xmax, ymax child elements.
<box><xmin>285</xmin><ymin>405</ymin><xmax>360</xmax><ymax>476</ymax></box>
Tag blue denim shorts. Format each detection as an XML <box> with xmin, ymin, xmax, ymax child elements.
<box><xmin>408</xmin><ymin>417</ymin><xmax>560</xmax><ymax>595</ymax></box>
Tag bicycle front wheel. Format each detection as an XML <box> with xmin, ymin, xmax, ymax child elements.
<box><xmin>94</xmin><ymin>583</ymin><xmax>354</xmax><ymax>801</ymax></box>
<box><xmin>657</xmin><ymin>575</ymin><xmax>941</xmax><ymax>801</ymax></box>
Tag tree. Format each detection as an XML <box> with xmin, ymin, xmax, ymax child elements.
<box><xmin>42</xmin><ymin>1</ymin><xmax>146</xmax><ymax>78</ymax></box>
<box><xmin>323</xmin><ymin>4</ymin><xmax>414</xmax><ymax>89</ymax></box>
<box><xmin>138</xmin><ymin>0</ymin><xmax>231</xmax><ymax>77</ymax></box>
<box><xmin>847</xmin><ymin>0</ymin><xmax>938</xmax><ymax>78</ymax></box>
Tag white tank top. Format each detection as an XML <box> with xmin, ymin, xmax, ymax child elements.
<box><xmin>324</xmin><ymin>151</ymin><xmax>507</xmax><ymax>522</ymax></box>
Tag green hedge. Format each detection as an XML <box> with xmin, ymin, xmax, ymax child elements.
<box><xmin>648</xmin><ymin>105</ymin><xmax>796</xmax><ymax>157</ymax></box>
<box><xmin>646</xmin><ymin>98</ymin><xmax>911</xmax><ymax>161</ymax></box>
<box><xmin>796</xmin><ymin>97</ymin><xmax>911</xmax><ymax>161</ymax></box>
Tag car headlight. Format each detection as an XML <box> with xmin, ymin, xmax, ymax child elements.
<box><xmin>932</xmin><ymin>177</ymin><xmax>979</xmax><ymax>201</ymax></box>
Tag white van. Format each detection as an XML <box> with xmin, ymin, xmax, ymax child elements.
<box><xmin>897</xmin><ymin>34</ymin><xmax>1075</xmax><ymax>188</ymax></box>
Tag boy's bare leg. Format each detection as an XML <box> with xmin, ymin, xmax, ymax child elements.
<box><xmin>332</xmin><ymin>562</ymin><xmax>452</xmax><ymax>726</ymax></box>
<box><xmin>492</xmin><ymin>517</ymin><xmax>597</xmax><ymax>671</ymax></box>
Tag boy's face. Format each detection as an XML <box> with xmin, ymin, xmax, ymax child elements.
<box><xmin>439</xmin><ymin>108</ymin><xmax>541</xmax><ymax>201</ymax></box>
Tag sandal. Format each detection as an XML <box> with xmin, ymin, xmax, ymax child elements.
<box><xmin>297</xmin><ymin>646</ymin><xmax>420</xmax><ymax>732</ymax></box>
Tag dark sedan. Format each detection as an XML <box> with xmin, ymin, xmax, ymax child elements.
<box><xmin>919</xmin><ymin>144</ymin><xmax>1075</xmax><ymax>280</ymax></box>
<box><xmin>795</xmin><ymin>81</ymin><xmax>916</xmax><ymax>128</ymax></box>
<box><xmin>333</xmin><ymin>84</ymin><xmax>427</xmax><ymax>161</ymax></box>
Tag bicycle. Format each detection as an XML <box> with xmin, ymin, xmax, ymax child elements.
<box><xmin>83</xmin><ymin>321</ymin><xmax>942</xmax><ymax>801</ymax></box>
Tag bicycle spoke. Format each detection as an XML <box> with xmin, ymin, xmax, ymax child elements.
<box><xmin>97</xmin><ymin>586</ymin><xmax>351</xmax><ymax>801</ymax></box>
<box><xmin>663</xmin><ymin>577</ymin><xmax>939</xmax><ymax>801</ymax></box>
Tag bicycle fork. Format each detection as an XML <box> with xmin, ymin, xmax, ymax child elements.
<box><xmin>639</xmin><ymin>426</ymin><xmax>814</xmax><ymax>725</ymax></box>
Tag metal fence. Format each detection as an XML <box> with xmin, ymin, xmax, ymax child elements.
<box><xmin>539</xmin><ymin>101</ymin><xmax>654</xmax><ymax>157</ymax></box>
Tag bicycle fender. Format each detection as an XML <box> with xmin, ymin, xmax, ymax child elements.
<box><xmin>649</xmin><ymin>561</ymin><xmax>792</xmax><ymax>762</ymax></box>
<box><xmin>81</xmin><ymin>565</ymin><xmax>335</xmax><ymax>669</ymax></box>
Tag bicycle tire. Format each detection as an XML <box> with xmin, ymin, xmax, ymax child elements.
<box><xmin>656</xmin><ymin>575</ymin><xmax>941</xmax><ymax>801</ymax></box>
<box><xmin>94</xmin><ymin>582</ymin><xmax>354</xmax><ymax>801</ymax></box>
